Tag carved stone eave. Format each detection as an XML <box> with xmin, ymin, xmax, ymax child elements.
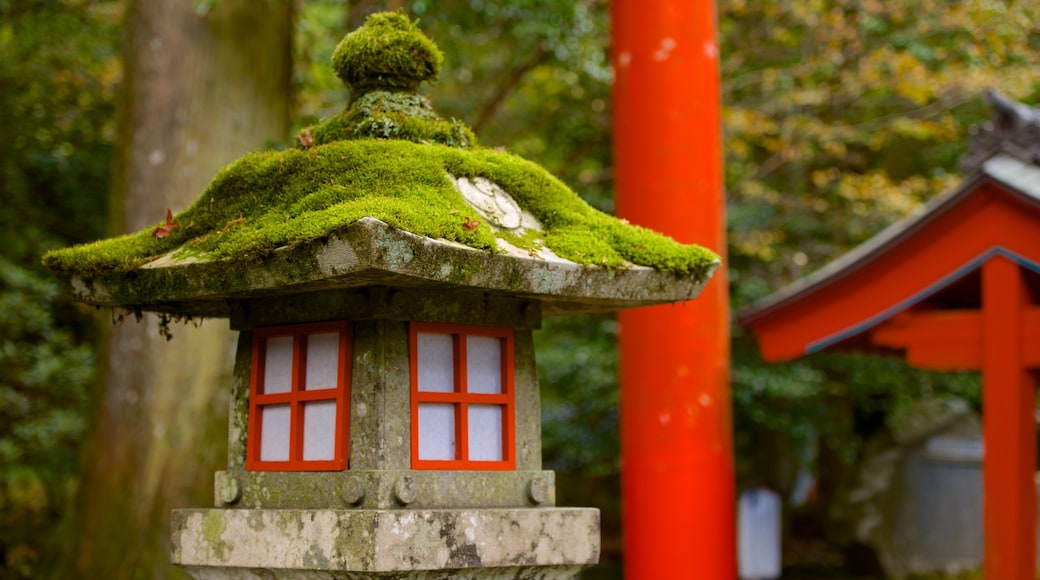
<box><xmin>64</xmin><ymin>217</ymin><xmax>720</xmax><ymax>318</ymax></box>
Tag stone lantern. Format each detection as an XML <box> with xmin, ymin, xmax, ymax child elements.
<box><xmin>44</xmin><ymin>12</ymin><xmax>719</xmax><ymax>579</ymax></box>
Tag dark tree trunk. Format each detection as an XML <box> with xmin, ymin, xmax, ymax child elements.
<box><xmin>57</xmin><ymin>1</ymin><xmax>292</xmax><ymax>577</ymax></box>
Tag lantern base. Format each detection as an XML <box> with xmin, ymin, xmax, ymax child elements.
<box><xmin>172</xmin><ymin>507</ymin><xmax>599</xmax><ymax>579</ymax></box>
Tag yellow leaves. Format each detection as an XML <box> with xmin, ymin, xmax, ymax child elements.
<box><xmin>821</xmin><ymin>140</ymin><xmax>847</xmax><ymax>158</ymax></box>
<box><xmin>860</xmin><ymin>0</ymin><xmax>885</xmax><ymax>14</ymax></box>
<box><xmin>760</xmin><ymin>136</ymin><xmax>786</xmax><ymax>156</ymax></box>
<box><xmin>737</xmin><ymin>180</ymin><xmax>781</xmax><ymax>204</ymax></box>
<box><xmin>724</xmin><ymin>108</ymin><xmax>778</xmax><ymax>135</ymax></box>
<box><xmin>833</xmin><ymin>171</ymin><xmax>961</xmax><ymax>219</ymax></box>
<box><xmin>733</xmin><ymin>229</ymin><xmax>786</xmax><ymax>262</ymax></box>
<box><xmin>811</xmin><ymin>168</ymin><xmax>841</xmax><ymax>189</ymax></box>
<box><xmin>857</xmin><ymin>48</ymin><xmax>934</xmax><ymax>105</ymax></box>
<box><xmin>717</xmin><ymin>0</ymin><xmax>1040</xmax><ymax>285</ymax></box>
<box><xmin>890</xmin><ymin>52</ymin><xmax>932</xmax><ymax>105</ymax></box>
<box><xmin>730</xmin><ymin>137</ymin><xmax>751</xmax><ymax>158</ymax></box>
<box><xmin>890</xmin><ymin>117</ymin><xmax>958</xmax><ymax>141</ymax></box>
<box><xmin>956</xmin><ymin>1</ymin><xmax>1032</xmax><ymax>60</ymax></box>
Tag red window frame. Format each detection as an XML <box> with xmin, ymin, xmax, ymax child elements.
<box><xmin>247</xmin><ymin>321</ymin><xmax>351</xmax><ymax>472</ymax></box>
<box><xmin>409</xmin><ymin>322</ymin><xmax>516</xmax><ymax>470</ymax></box>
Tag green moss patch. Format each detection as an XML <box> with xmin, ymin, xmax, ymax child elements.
<box><xmin>43</xmin><ymin>11</ymin><xmax>718</xmax><ymax>294</ymax></box>
<box><xmin>331</xmin><ymin>11</ymin><xmax>441</xmax><ymax>94</ymax></box>
<box><xmin>43</xmin><ymin>139</ymin><xmax>717</xmax><ymax>280</ymax></box>
<box><xmin>300</xmin><ymin>12</ymin><xmax>474</xmax><ymax>149</ymax></box>
<box><xmin>306</xmin><ymin>91</ymin><xmax>476</xmax><ymax>148</ymax></box>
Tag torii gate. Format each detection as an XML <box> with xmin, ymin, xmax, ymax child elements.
<box><xmin>740</xmin><ymin>91</ymin><xmax>1040</xmax><ymax>580</ymax></box>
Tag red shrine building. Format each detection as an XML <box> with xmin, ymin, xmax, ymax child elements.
<box><xmin>740</xmin><ymin>91</ymin><xmax>1040</xmax><ymax>580</ymax></box>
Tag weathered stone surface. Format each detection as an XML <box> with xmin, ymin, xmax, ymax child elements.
<box><xmin>843</xmin><ymin>397</ymin><xmax>1001</xmax><ymax>578</ymax></box>
<box><xmin>348</xmin><ymin>320</ymin><xmax>411</xmax><ymax>471</ymax></box>
<box><xmin>220</xmin><ymin>317</ymin><xmax>548</xmax><ymax>511</ymax></box>
<box><xmin>181</xmin><ymin>565</ymin><xmax>582</xmax><ymax>579</ymax></box>
<box><xmin>216</xmin><ymin>470</ymin><xmax>557</xmax><ymax>510</ymax></box>
<box><xmin>172</xmin><ymin>507</ymin><xmax>599</xmax><ymax>578</ymax></box>
<box><xmin>65</xmin><ymin>217</ymin><xmax>718</xmax><ymax>318</ymax></box>
<box><xmin>453</xmin><ymin>176</ymin><xmax>542</xmax><ymax>234</ymax></box>
<box><xmin>229</xmin><ymin>288</ymin><xmax>541</xmax><ymax>332</ymax></box>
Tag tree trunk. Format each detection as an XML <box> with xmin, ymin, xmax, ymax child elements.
<box><xmin>58</xmin><ymin>1</ymin><xmax>291</xmax><ymax>577</ymax></box>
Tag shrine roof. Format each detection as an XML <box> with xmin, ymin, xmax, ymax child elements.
<box><xmin>739</xmin><ymin>92</ymin><xmax>1040</xmax><ymax>360</ymax></box>
<box><xmin>740</xmin><ymin>153</ymin><xmax>1040</xmax><ymax>323</ymax></box>
<box><xmin>42</xmin><ymin>12</ymin><xmax>719</xmax><ymax>318</ymax></box>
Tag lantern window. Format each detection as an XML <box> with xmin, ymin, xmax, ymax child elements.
<box><xmin>409</xmin><ymin>322</ymin><xmax>515</xmax><ymax>470</ymax></box>
<box><xmin>247</xmin><ymin>321</ymin><xmax>351</xmax><ymax>471</ymax></box>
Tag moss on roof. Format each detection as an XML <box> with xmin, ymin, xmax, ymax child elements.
<box><xmin>331</xmin><ymin>11</ymin><xmax>441</xmax><ymax>94</ymax></box>
<box><xmin>42</xmin><ymin>11</ymin><xmax>718</xmax><ymax>291</ymax></box>
<box><xmin>43</xmin><ymin>140</ymin><xmax>717</xmax><ymax>278</ymax></box>
<box><xmin>304</xmin><ymin>12</ymin><xmax>472</xmax><ymax>148</ymax></box>
<box><xmin>307</xmin><ymin>91</ymin><xmax>475</xmax><ymax>148</ymax></box>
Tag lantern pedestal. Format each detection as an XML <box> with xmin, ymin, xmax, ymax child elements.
<box><xmin>172</xmin><ymin>507</ymin><xmax>600</xmax><ymax>579</ymax></box>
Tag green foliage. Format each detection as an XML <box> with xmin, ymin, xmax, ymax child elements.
<box><xmin>719</xmin><ymin>2</ymin><xmax>1036</xmax><ymax>565</ymax></box>
<box><xmin>415</xmin><ymin>0</ymin><xmax>614</xmax><ymax>211</ymax></box>
<box><xmin>732</xmin><ymin>330</ymin><xmax>981</xmax><ymax>486</ymax></box>
<box><xmin>0</xmin><ymin>260</ymin><xmax>93</xmax><ymax>577</ymax></box>
<box><xmin>13</xmin><ymin>0</ymin><xmax>1040</xmax><ymax>575</ymax></box>
<box><xmin>293</xmin><ymin>0</ymin><xmax>613</xmax><ymax>220</ymax></box>
<box><xmin>0</xmin><ymin>1</ymin><xmax>116</xmax><ymax>576</ymax></box>
<box><xmin>723</xmin><ymin>1</ymin><xmax>1040</xmax><ymax>304</ymax></box>
<box><xmin>0</xmin><ymin>1</ymin><xmax>118</xmax><ymax>262</ymax></box>
<box><xmin>331</xmin><ymin>11</ymin><xmax>442</xmax><ymax>94</ymax></box>
<box><xmin>537</xmin><ymin>315</ymin><xmax>620</xmax><ymax>476</ymax></box>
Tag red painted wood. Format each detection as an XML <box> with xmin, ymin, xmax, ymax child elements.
<box><xmin>408</xmin><ymin>322</ymin><xmax>516</xmax><ymax>471</ymax></box>
<box><xmin>872</xmin><ymin>310</ymin><xmax>982</xmax><ymax>370</ymax></box>
<box><xmin>871</xmin><ymin>308</ymin><xmax>1040</xmax><ymax>370</ymax></box>
<box><xmin>750</xmin><ymin>185</ymin><xmax>1040</xmax><ymax>362</ymax></box>
<box><xmin>982</xmin><ymin>257</ymin><xmax>1036</xmax><ymax>580</ymax></box>
<box><xmin>613</xmin><ymin>0</ymin><xmax>735</xmax><ymax>577</ymax></box>
<box><xmin>742</xmin><ymin>178</ymin><xmax>1040</xmax><ymax>577</ymax></box>
<box><xmin>247</xmin><ymin>321</ymin><xmax>351</xmax><ymax>472</ymax></box>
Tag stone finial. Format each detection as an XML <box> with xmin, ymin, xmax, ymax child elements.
<box><xmin>331</xmin><ymin>11</ymin><xmax>443</xmax><ymax>95</ymax></box>
<box><xmin>297</xmin><ymin>11</ymin><xmax>474</xmax><ymax>147</ymax></box>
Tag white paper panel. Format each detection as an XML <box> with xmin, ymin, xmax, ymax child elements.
<box><xmin>263</xmin><ymin>336</ymin><xmax>294</xmax><ymax>394</ymax></box>
<box><xmin>418</xmin><ymin>403</ymin><xmax>455</xmax><ymax>460</ymax></box>
<box><xmin>259</xmin><ymin>404</ymin><xmax>291</xmax><ymax>461</ymax></box>
<box><xmin>417</xmin><ymin>332</ymin><xmax>454</xmax><ymax>392</ymax></box>
<box><xmin>466</xmin><ymin>336</ymin><xmax>502</xmax><ymax>394</ymax></box>
<box><xmin>305</xmin><ymin>332</ymin><xmax>340</xmax><ymax>390</ymax></box>
<box><xmin>303</xmin><ymin>401</ymin><xmax>337</xmax><ymax>460</ymax></box>
<box><xmin>468</xmin><ymin>404</ymin><xmax>504</xmax><ymax>461</ymax></box>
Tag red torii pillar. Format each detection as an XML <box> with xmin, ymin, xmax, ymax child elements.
<box><xmin>613</xmin><ymin>0</ymin><xmax>735</xmax><ymax>578</ymax></box>
<box><xmin>874</xmin><ymin>255</ymin><xmax>1039</xmax><ymax>579</ymax></box>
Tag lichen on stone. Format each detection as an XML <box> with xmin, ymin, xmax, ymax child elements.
<box><xmin>308</xmin><ymin>91</ymin><xmax>475</xmax><ymax>148</ymax></box>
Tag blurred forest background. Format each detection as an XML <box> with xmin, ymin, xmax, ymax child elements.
<box><xmin>2</xmin><ymin>0</ymin><xmax>1039</xmax><ymax>578</ymax></box>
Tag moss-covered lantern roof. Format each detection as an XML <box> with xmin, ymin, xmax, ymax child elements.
<box><xmin>43</xmin><ymin>11</ymin><xmax>719</xmax><ymax>318</ymax></box>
